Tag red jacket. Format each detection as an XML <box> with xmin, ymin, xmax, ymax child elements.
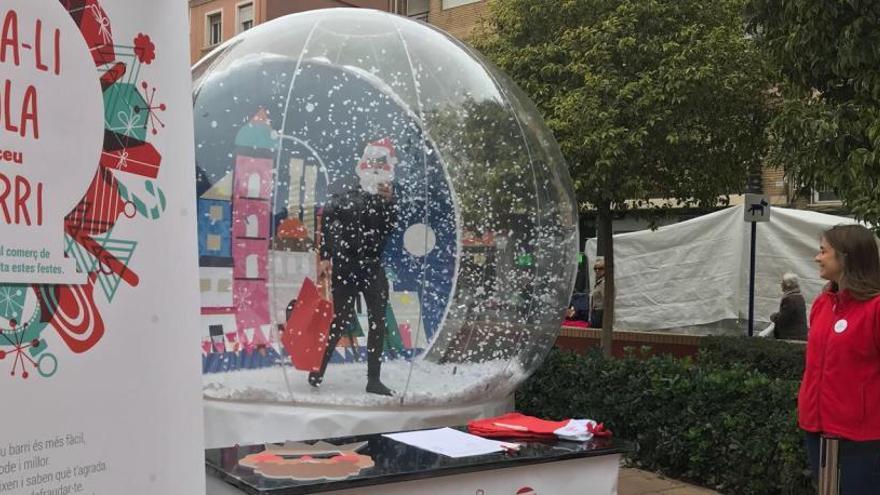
<box><xmin>798</xmin><ymin>289</ymin><xmax>880</xmax><ymax>441</ymax></box>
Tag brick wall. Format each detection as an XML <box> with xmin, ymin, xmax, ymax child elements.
<box><xmin>427</xmin><ymin>0</ymin><xmax>488</xmax><ymax>41</ymax></box>
<box><xmin>556</xmin><ymin>327</ymin><xmax>703</xmax><ymax>359</ymax></box>
<box><xmin>762</xmin><ymin>165</ymin><xmax>788</xmax><ymax>206</ymax></box>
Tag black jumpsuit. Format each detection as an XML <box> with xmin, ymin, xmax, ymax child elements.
<box><xmin>314</xmin><ymin>188</ymin><xmax>397</xmax><ymax>380</ymax></box>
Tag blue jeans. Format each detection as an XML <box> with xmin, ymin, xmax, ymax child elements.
<box><xmin>805</xmin><ymin>432</ymin><xmax>880</xmax><ymax>494</ymax></box>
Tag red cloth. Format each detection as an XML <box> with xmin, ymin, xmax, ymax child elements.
<box><xmin>586</xmin><ymin>422</ymin><xmax>613</xmax><ymax>437</ymax></box>
<box><xmin>467</xmin><ymin>413</ymin><xmax>568</xmax><ymax>439</ymax></box>
<box><xmin>798</xmin><ymin>289</ymin><xmax>880</xmax><ymax>441</ymax></box>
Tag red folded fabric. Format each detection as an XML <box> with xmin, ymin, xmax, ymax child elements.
<box><xmin>467</xmin><ymin>413</ymin><xmax>568</xmax><ymax>439</ymax></box>
<box><xmin>587</xmin><ymin>422</ymin><xmax>612</xmax><ymax>437</ymax></box>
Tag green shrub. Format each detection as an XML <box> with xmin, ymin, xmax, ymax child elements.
<box><xmin>516</xmin><ymin>349</ymin><xmax>812</xmax><ymax>495</ymax></box>
<box><xmin>699</xmin><ymin>336</ymin><xmax>805</xmax><ymax>380</ymax></box>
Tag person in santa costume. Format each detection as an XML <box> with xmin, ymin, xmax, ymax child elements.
<box><xmin>309</xmin><ymin>138</ymin><xmax>399</xmax><ymax>396</ymax></box>
<box><xmin>799</xmin><ymin>224</ymin><xmax>880</xmax><ymax>493</ymax></box>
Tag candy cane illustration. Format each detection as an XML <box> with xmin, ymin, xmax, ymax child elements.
<box><xmin>117</xmin><ymin>179</ymin><xmax>167</xmax><ymax>220</ymax></box>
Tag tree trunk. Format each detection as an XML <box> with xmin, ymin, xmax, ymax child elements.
<box><xmin>598</xmin><ymin>201</ymin><xmax>615</xmax><ymax>358</ymax></box>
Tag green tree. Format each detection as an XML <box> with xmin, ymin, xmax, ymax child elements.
<box><xmin>473</xmin><ymin>0</ymin><xmax>771</xmax><ymax>356</ymax></box>
<box><xmin>746</xmin><ymin>1</ymin><xmax>880</xmax><ymax>224</ymax></box>
<box><xmin>427</xmin><ymin>98</ymin><xmax>535</xmax><ymax>232</ymax></box>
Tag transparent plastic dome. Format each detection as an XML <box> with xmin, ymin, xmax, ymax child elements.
<box><xmin>194</xmin><ymin>9</ymin><xmax>577</xmax><ymax>408</ymax></box>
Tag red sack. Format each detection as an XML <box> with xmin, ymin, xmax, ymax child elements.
<box><xmin>282</xmin><ymin>277</ymin><xmax>334</xmax><ymax>372</ymax></box>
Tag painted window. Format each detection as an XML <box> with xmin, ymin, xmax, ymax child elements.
<box><xmin>245</xmin><ymin>214</ymin><xmax>260</xmax><ymax>237</ymax></box>
<box><xmin>246</xmin><ymin>254</ymin><xmax>259</xmax><ymax>278</ymax></box>
<box><xmin>247</xmin><ymin>173</ymin><xmax>261</xmax><ymax>198</ymax></box>
<box><xmin>207</xmin><ymin>234</ymin><xmax>222</xmax><ymax>251</ymax></box>
<box><xmin>209</xmin><ymin>205</ymin><xmax>224</xmax><ymax>221</ymax></box>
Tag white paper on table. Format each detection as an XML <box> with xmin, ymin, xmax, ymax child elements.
<box><xmin>383</xmin><ymin>428</ymin><xmax>516</xmax><ymax>458</ymax></box>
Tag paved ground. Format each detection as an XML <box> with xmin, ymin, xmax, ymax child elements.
<box><xmin>619</xmin><ymin>468</ymin><xmax>720</xmax><ymax>494</ymax></box>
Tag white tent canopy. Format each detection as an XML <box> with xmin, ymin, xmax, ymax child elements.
<box><xmin>585</xmin><ymin>205</ymin><xmax>861</xmax><ymax>332</ymax></box>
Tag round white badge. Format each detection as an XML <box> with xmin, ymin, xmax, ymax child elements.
<box><xmin>834</xmin><ymin>319</ymin><xmax>848</xmax><ymax>333</ymax></box>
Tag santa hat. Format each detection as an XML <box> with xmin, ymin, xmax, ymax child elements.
<box><xmin>357</xmin><ymin>138</ymin><xmax>398</xmax><ymax>172</ymax></box>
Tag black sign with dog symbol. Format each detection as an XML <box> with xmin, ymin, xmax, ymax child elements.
<box><xmin>748</xmin><ymin>199</ymin><xmax>768</xmax><ymax>217</ymax></box>
<box><xmin>743</xmin><ymin>194</ymin><xmax>770</xmax><ymax>222</ymax></box>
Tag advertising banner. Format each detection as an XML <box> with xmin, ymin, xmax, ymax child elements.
<box><xmin>0</xmin><ymin>1</ymin><xmax>203</xmax><ymax>493</ymax></box>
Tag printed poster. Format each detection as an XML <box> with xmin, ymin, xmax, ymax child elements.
<box><xmin>0</xmin><ymin>1</ymin><xmax>204</xmax><ymax>494</ymax></box>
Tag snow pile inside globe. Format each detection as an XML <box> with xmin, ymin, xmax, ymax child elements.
<box><xmin>193</xmin><ymin>9</ymin><xmax>577</xmax><ymax>408</ymax></box>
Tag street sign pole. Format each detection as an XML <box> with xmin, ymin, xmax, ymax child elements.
<box><xmin>748</xmin><ymin>220</ymin><xmax>757</xmax><ymax>337</ymax></box>
<box><xmin>743</xmin><ymin>193</ymin><xmax>769</xmax><ymax>337</ymax></box>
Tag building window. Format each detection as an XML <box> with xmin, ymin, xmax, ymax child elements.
<box><xmin>206</xmin><ymin>12</ymin><xmax>222</xmax><ymax>47</ymax></box>
<box><xmin>200</xmin><ymin>279</ymin><xmax>212</xmax><ymax>292</ymax></box>
<box><xmin>217</xmin><ymin>279</ymin><xmax>232</xmax><ymax>293</ymax></box>
<box><xmin>408</xmin><ymin>0</ymin><xmax>429</xmax><ymax>20</ymax></box>
<box><xmin>442</xmin><ymin>0</ymin><xmax>481</xmax><ymax>9</ymax></box>
<box><xmin>237</xmin><ymin>3</ymin><xmax>254</xmax><ymax>33</ymax></box>
<box><xmin>812</xmin><ymin>187</ymin><xmax>840</xmax><ymax>204</ymax></box>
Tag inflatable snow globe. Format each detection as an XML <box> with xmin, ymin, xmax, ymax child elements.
<box><xmin>193</xmin><ymin>9</ymin><xmax>577</xmax><ymax>445</ymax></box>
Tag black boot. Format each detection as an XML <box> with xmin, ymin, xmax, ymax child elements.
<box><xmin>308</xmin><ymin>372</ymin><xmax>323</xmax><ymax>388</ymax></box>
<box><xmin>366</xmin><ymin>377</ymin><xmax>394</xmax><ymax>396</ymax></box>
<box><xmin>309</xmin><ymin>326</ymin><xmax>342</xmax><ymax>389</ymax></box>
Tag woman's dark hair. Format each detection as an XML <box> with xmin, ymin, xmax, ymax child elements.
<box><xmin>823</xmin><ymin>224</ymin><xmax>880</xmax><ymax>300</ymax></box>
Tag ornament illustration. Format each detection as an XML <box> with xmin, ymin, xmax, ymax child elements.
<box><xmin>0</xmin><ymin>0</ymin><xmax>169</xmax><ymax>380</ymax></box>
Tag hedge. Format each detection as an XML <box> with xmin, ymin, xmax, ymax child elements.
<box><xmin>516</xmin><ymin>349</ymin><xmax>812</xmax><ymax>495</ymax></box>
<box><xmin>699</xmin><ymin>336</ymin><xmax>806</xmax><ymax>381</ymax></box>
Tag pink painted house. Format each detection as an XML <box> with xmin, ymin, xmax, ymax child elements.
<box><xmin>231</xmin><ymin>110</ymin><xmax>277</xmax><ymax>344</ymax></box>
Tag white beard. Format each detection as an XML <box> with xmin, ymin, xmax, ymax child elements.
<box><xmin>358</xmin><ymin>170</ymin><xmax>392</xmax><ymax>194</ymax></box>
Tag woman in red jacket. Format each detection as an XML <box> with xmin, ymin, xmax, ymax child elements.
<box><xmin>799</xmin><ymin>224</ymin><xmax>880</xmax><ymax>493</ymax></box>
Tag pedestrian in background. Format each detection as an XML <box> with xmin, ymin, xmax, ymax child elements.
<box><xmin>798</xmin><ymin>224</ymin><xmax>880</xmax><ymax>493</ymax></box>
<box><xmin>769</xmin><ymin>272</ymin><xmax>808</xmax><ymax>340</ymax></box>
<box><xmin>590</xmin><ymin>258</ymin><xmax>605</xmax><ymax>328</ymax></box>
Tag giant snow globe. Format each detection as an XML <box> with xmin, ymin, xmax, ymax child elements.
<box><xmin>193</xmin><ymin>9</ymin><xmax>577</xmax><ymax>446</ymax></box>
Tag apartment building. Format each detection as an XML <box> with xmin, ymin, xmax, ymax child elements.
<box><xmin>189</xmin><ymin>0</ymin><xmax>499</xmax><ymax>65</ymax></box>
<box><xmin>190</xmin><ymin>0</ymin><xmax>405</xmax><ymax>64</ymax></box>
